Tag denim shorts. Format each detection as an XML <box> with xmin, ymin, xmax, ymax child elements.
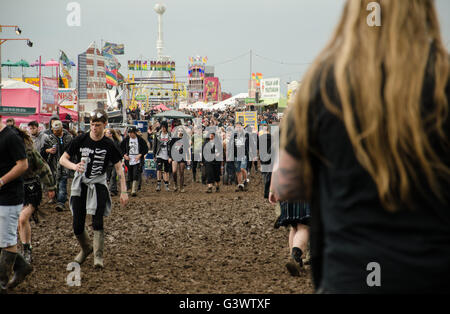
<box><xmin>0</xmin><ymin>204</ymin><xmax>22</xmax><ymax>248</ymax></box>
<box><xmin>234</xmin><ymin>159</ymin><xmax>248</xmax><ymax>172</ymax></box>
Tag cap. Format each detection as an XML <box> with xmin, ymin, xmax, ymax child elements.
<box><xmin>128</xmin><ymin>126</ymin><xmax>137</xmax><ymax>133</ymax></box>
<box><xmin>52</xmin><ymin>120</ymin><xmax>63</xmax><ymax>130</ymax></box>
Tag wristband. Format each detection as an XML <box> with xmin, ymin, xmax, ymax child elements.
<box><xmin>121</xmin><ymin>191</ymin><xmax>128</xmax><ymax>194</ymax></box>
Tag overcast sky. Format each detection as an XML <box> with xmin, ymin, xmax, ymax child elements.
<box><xmin>1</xmin><ymin>0</ymin><xmax>449</xmax><ymax>96</ymax></box>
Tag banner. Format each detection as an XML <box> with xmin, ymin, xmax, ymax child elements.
<box><xmin>203</xmin><ymin>77</ymin><xmax>220</xmax><ymax>102</ymax></box>
<box><xmin>102</xmin><ymin>42</ymin><xmax>125</xmax><ymax>55</ymax></box>
<box><xmin>41</xmin><ymin>77</ymin><xmax>58</xmax><ymax>114</ymax></box>
<box><xmin>128</xmin><ymin>60</ymin><xmax>175</xmax><ymax>71</ymax></box>
<box><xmin>260</xmin><ymin>78</ymin><xmax>280</xmax><ymax>99</ymax></box>
<box><xmin>12</xmin><ymin>77</ymin><xmax>68</xmax><ymax>88</ymax></box>
<box><xmin>58</xmin><ymin>88</ymin><xmax>77</xmax><ymax>109</ymax></box>
<box><xmin>235</xmin><ymin>111</ymin><xmax>258</xmax><ymax>132</ymax></box>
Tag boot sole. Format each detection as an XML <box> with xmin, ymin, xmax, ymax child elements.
<box><xmin>74</xmin><ymin>248</ymin><xmax>93</xmax><ymax>264</ymax></box>
<box><xmin>7</xmin><ymin>266</ymin><xmax>33</xmax><ymax>289</ymax></box>
<box><xmin>285</xmin><ymin>262</ymin><xmax>302</xmax><ymax>277</ymax></box>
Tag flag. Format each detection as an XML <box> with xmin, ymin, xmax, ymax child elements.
<box><xmin>116</xmin><ymin>71</ymin><xmax>124</xmax><ymax>84</ymax></box>
<box><xmin>202</xmin><ymin>56</ymin><xmax>208</xmax><ymax>64</ymax></box>
<box><xmin>102</xmin><ymin>51</ymin><xmax>121</xmax><ymax>70</ymax></box>
<box><xmin>60</xmin><ymin>50</ymin><xmax>71</xmax><ymax>71</ymax></box>
<box><xmin>102</xmin><ymin>42</ymin><xmax>125</xmax><ymax>55</ymax></box>
<box><xmin>106</xmin><ymin>68</ymin><xmax>118</xmax><ymax>86</ymax></box>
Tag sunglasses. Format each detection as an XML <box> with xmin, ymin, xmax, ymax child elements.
<box><xmin>90</xmin><ymin>111</ymin><xmax>105</xmax><ymax>119</ymax></box>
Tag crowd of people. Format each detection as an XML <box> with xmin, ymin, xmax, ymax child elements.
<box><xmin>1</xmin><ymin>0</ymin><xmax>449</xmax><ymax>295</ymax></box>
<box><xmin>0</xmin><ymin>106</ymin><xmax>304</xmax><ymax>293</ymax></box>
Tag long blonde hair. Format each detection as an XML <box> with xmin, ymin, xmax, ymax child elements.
<box><xmin>284</xmin><ymin>0</ymin><xmax>449</xmax><ymax>211</ymax></box>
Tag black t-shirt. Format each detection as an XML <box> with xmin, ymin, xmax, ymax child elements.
<box><xmin>285</xmin><ymin>65</ymin><xmax>450</xmax><ymax>293</ymax></box>
<box><xmin>0</xmin><ymin>126</ymin><xmax>27</xmax><ymax>205</ymax></box>
<box><xmin>66</xmin><ymin>133</ymin><xmax>122</xmax><ymax>179</ymax></box>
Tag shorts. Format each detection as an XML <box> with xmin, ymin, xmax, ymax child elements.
<box><xmin>234</xmin><ymin>159</ymin><xmax>248</xmax><ymax>172</ymax></box>
<box><xmin>0</xmin><ymin>204</ymin><xmax>22</xmax><ymax>248</ymax></box>
<box><xmin>23</xmin><ymin>181</ymin><xmax>42</xmax><ymax>211</ymax></box>
<box><xmin>156</xmin><ymin>158</ymin><xmax>170</xmax><ymax>172</ymax></box>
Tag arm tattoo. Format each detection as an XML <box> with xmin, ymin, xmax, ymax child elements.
<box><xmin>272</xmin><ymin>167</ymin><xmax>305</xmax><ymax>201</ymax></box>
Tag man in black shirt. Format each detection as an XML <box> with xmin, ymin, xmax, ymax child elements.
<box><xmin>0</xmin><ymin>116</ymin><xmax>30</xmax><ymax>293</ymax></box>
<box><xmin>60</xmin><ymin>109</ymin><xmax>128</xmax><ymax>269</ymax></box>
<box><xmin>120</xmin><ymin>126</ymin><xmax>148</xmax><ymax>197</ymax></box>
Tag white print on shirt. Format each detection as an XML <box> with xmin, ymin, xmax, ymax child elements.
<box><xmin>80</xmin><ymin>147</ymin><xmax>94</xmax><ymax>157</ymax></box>
<box><xmin>91</xmin><ymin>148</ymin><xmax>107</xmax><ymax>177</ymax></box>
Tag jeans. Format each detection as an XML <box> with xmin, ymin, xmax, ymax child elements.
<box><xmin>0</xmin><ymin>204</ymin><xmax>22</xmax><ymax>248</ymax></box>
<box><xmin>57</xmin><ymin>174</ymin><xmax>68</xmax><ymax>207</ymax></box>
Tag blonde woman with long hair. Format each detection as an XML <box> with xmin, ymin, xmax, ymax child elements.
<box><xmin>270</xmin><ymin>0</ymin><xmax>450</xmax><ymax>293</ymax></box>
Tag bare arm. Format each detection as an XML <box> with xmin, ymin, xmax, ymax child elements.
<box><xmin>114</xmin><ymin>161</ymin><xmax>129</xmax><ymax>207</ymax></box>
<box><xmin>269</xmin><ymin>149</ymin><xmax>305</xmax><ymax>203</ymax></box>
<box><xmin>0</xmin><ymin>159</ymin><xmax>28</xmax><ymax>186</ymax></box>
<box><xmin>59</xmin><ymin>152</ymin><xmax>77</xmax><ymax>171</ymax></box>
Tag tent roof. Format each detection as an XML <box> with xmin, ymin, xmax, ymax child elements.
<box><xmin>153</xmin><ymin>110</ymin><xmax>193</xmax><ymax>119</ymax></box>
<box><xmin>1</xmin><ymin>79</ymin><xmax>39</xmax><ymax>91</ymax></box>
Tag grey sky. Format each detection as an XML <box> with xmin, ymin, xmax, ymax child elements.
<box><xmin>1</xmin><ymin>0</ymin><xmax>449</xmax><ymax>96</ymax></box>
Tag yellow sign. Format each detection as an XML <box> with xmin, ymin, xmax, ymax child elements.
<box><xmin>235</xmin><ymin>111</ymin><xmax>258</xmax><ymax>132</ymax></box>
<box><xmin>12</xmin><ymin>77</ymin><xmax>69</xmax><ymax>88</ymax></box>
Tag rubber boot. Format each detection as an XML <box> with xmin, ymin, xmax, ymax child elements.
<box><xmin>74</xmin><ymin>230</ymin><xmax>93</xmax><ymax>264</ymax></box>
<box><xmin>285</xmin><ymin>247</ymin><xmax>303</xmax><ymax>277</ymax></box>
<box><xmin>7</xmin><ymin>253</ymin><xmax>33</xmax><ymax>289</ymax></box>
<box><xmin>22</xmin><ymin>243</ymin><xmax>32</xmax><ymax>264</ymax></box>
<box><xmin>0</xmin><ymin>250</ymin><xmax>17</xmax><ymax>294</ymax></box>
<box><xmin>93</xmin><ymin>230</ymin><xmax>104</xmax><ymax>269</ymax></box>
<box><xmin>131</xmin><ymin>180</ymin><xmax>138</xmax><ymax>197</ymax></box>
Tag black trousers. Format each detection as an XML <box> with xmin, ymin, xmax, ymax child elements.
<box><xmin>127</xmin><ymin>163</ymin><xmax>141</xmax><ymax>182</ymax></box>
<box><xmin>205</xmin><ymin>162</ymin><xmax>221</xmax><ymax>184</ymax></box>
<box><xmin>71</xmin><ymin>183</ymin><xmax>108</xmax><ymax>236</ymax></box>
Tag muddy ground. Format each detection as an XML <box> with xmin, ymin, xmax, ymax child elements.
<box><xmin>11</xmin><ymin>170</ymin><xmax>314</xmax><ymax>294</ymax></box>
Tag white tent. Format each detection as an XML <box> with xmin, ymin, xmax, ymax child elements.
<box><xmin>212</xmin><ymin>92</ymin><xmax>248</xmax><ymax>109</ymax></box>
<box><xmin>188</xmin><ymin>101</ymin><xmax>212</xmax><ymax>110</ymax></box>
<box><xmin>1</xmin><ymin>79</ymin><xmax>39</xmax><ymax>92</ymax></box>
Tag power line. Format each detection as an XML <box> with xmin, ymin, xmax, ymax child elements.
<box><xmin>254</xmin><ymin>53</ymin><xmax>312</xmax><ymax>66</ymax></box>
<box><xmin>211</xmin><ymin>51</ymin><xmax>250</xmax><ymax>67</ymax></box>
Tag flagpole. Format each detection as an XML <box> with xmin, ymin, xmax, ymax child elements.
<box><xmin>38</xmin><ymin>55</ymin><xmax>41</xmax><ymax>123</ymax></box>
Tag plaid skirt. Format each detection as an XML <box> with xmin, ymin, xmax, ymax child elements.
<box><xmin>274</xmin><ymin>201</ymin><xmax>311</xmax><ymax>228</ymax></box>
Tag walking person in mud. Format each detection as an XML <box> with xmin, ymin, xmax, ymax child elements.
<box><xmin>272</xmin><ymin>0</ymin><xmax>450</xmax><ymax>293</ymax></box>
<box><xmin>120</xmin><ymin>126</ymin><xmax>148</xmax><ymax>197</ymax></box>
<box><xmin>0</xmin><ymin>115</ymin><xmax>29</xmax><ymax>294</ymax></box>
<box><xmin>154</xmin><ymin>121</ymin><xmax>172</xmax><ymax>192</ymax></box>
<box><xmin>60</xmin><ymin>109</ymin><xmax>128</xmax><ymax>269</ymax></box>
<box><xmin>14</xmin><ymin>127</ymin><xmax>57</xmax><ymax>268</ymax></box>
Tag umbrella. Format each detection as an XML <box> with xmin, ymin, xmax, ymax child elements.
<box><xmin>44</xmin><ymin>59</ymin><xmax>59</xmax><ymax>66</ymax></box>
<box><xmin>153</xmin><ymin>110</ymin><xmax>194</xmax><ymax>119</ymax></box>
<box><xmin>30</xmin><ymin>60</ymin><xmax>45</xmax><ymax>67</ymax></box>
<box><xmin>14</xmin><ymin>59</ymin><xmax>30</xmax><ymax>79</ymax></box>
<box><xmin>1</xmin><ymin>59</ymin><xmax>18</xmax><ymax>78</ymax></box>
<box><xmin>153</xmin><ymin>104</ymin><xmax>170</xmax><ymax>111</ymax></box>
